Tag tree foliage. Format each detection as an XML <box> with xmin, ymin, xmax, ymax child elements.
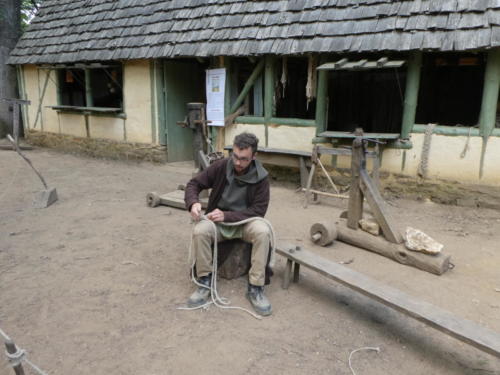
<box><xmin>21</xmin><ymin>0</ymin><xmax>41</xmax><ymax>30</ymax></box>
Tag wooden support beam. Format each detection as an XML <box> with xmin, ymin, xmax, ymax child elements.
<box><xmin>276</xmin><ymin>243</ymin><xmax>499</xmax><ymax>358</ymax></box>
<box><xmin>264</xmin><ymin>55</ymin><xmax>275</xmax><ymax>147</ymax></box>
<box><xmin>347</xmin><ymin>134</ymin><xmax>364</xmax><ymax>229</ymax></box>
<box><xmin>315</xmin><ymin>56</ymin><xmax>328</xmax><ymax>134</ymax></box>
<box><xmin>359</xmin><ymin>169</ymin><xmax>403</xmax><ymax>243</ymax></box>
<box><xmin>229</xmin><ymin>58</ymin><xmax>265</xmax><ymax>114</ymax></box>
<box><xmin>401</xmin><ymin>52</ymin><xmax>422</xmax><ymax>140</ymax></box>
<box><xmin>32</xmin><ymin>70</ymin><xmax>50</xmax><ymax>129</ymax></box>
<box><xmin>84</xmin><ymin>68</ymin><xmax>94</xmax><ymax>107</ymax></box>
<box><xmin>479</xmin><ymin>49</ymin><xmax>500</xmax><ymax>140</ymax></box>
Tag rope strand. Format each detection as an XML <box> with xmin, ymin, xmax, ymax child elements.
<box><xmin>178</xmin><ymin>215</ymin><xmax>276</xmax><ymax>320</ymax></box>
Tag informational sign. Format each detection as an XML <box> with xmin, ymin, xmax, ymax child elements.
<box><xmin>206</xmin><ymin>68</ymin><xmax>226</xmax><ymax>127</ymax></box>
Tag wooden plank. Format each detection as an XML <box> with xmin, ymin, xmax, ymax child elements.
<box><xmin>318</xmin><ymin>131</ymin><xmax>400</xmax><ymax>139</ymax></box>
<box><xmin>159</xmin><ymin>190</ymin><xmax>207</xmax><ymax>210</ymax></box>
<box><xmin>268</xmin><ymin>117</ymin><xmax>316</xmax><ymax>127</ymax></box>
<box><xmin>276</xmin><ymin>243</ymin><xmax>500</xmax><ymax>359</ymax></box>
<box><xmin>360</xmin><ymin>169</ymin><xmax>403</xmax><ymax>243</ymax></box>
<box><xmin>49</xmin><ymin>105</ymin><xmax>121</xmax><ymax>113</ymax></box>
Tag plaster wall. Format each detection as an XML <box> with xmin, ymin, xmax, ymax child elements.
<box><xmin>89</xmin><ymin>117</ymin><xmax>125</xmax><ymax>140</ymax></box>
<box><xmin>383</xmin><ymin>133</ymin><xmax>500</xmax><ymax>185</ymax></box>
<box><xmin>59</xmin><ymin>113</ymin><xmax>87</xmax><ymax>138</ymax></box>
<box><xmin>225</xmin><ymin>123</ymin><xmax>266</xmax><ymax>147</ymax></box>
<box><xmin>23</xmin><ymin>65</ymin><xmax>59</xmax><ymax>133</ymax></box>
<box><xmin>123</xmin><ymin>59</ymin><xmax>153</xmax><ymax>143</ymax></box>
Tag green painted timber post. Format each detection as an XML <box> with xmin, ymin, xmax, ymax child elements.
<box><xmin>400</xmin><ymin>52</ymin><xmax>422</xmax><ymax>140</ymax></box>
<box><xmin>229</xmin><ymin>58</ymin><xmax>265</xmax><ymax>114</ymax></box>
<box><xmin>264</xmin><ymin>55</ymin><xmax>276</xmax><ymax>147</ymax></box>
<box><xmin>478</xmin><ymin>49</ymin><xmax>500</xmax><ymax>178</ymax></box>
<box><xmin>84</xmin><ymin>68</ymin><xmax>94</xmax><ymax>107</ymax></box>
<box><xmin>315</xmin><ymin>56</ymin><xmax>328</xmax><ymax>135</ymax></box>
<box><xmin>479</xmin><ymin>49</ymin><xmax>500</xmax><ymax>140</ymax></box>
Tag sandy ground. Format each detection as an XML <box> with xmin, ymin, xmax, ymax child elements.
<box><xmin>1</xmin><ymin>147</ymin><xmax>500</xmax><ymax>375</ymax></box>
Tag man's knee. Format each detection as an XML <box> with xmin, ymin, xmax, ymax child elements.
<box><xmin>193</xmin><ymin>221</ymin><xmax>215</xmax><ymax>238</ymax></box>
<box><xmin>245</xmin><ymin>220</ymin><xmax>271</xmax><ymax>242</ymax></box>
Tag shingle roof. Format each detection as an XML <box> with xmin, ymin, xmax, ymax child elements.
<box><xmin>8</xmin><ymin>0</ymin><xmax>500</xmax><ymax>64</ymax></box>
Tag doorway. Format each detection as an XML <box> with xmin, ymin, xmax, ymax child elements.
<box><xmin>161</xmin><ymin>59</ymin><xmax>206</xmax><ymax>162</ymax></box>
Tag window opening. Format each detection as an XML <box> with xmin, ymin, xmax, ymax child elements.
<box><xmin>58</xmin><ymin>63</ymin><xmax>123</xmax><ymax>109</ymax></box>
<box><xmin>59</xmin><ymin>69</ymin><xmax>86</xmax><ymax>106</ymax></box>
<box><xmin>416</xmin><ymin>53</ymin><xmax>484</xmax><ymax>127</ymax></box>
<box><xmin>275</xmin><ymin>57</ymin><xmax>316</xmax><ymax>120</ymax></box>
<box><xmin>327</xmin><ymin>66</ymin><xmax>406</xmax><ymax>133</ymax></box>
<box><xmin>232</xmin><ymin>58</ymin><xmax>260</xmax><ymax>116</ymax></box>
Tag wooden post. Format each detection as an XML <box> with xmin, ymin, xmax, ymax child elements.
<box><xmin>479</xmin><ymin>49</ymin><xmax>500</xmax><ymax>140</ymax></box>
<box><xmin>4</xmin><ymin>339</ymin><xmax>25</xmax><ymax>375</ymax></box>
<box><xmin>229</xmin><ymin>58</ymin><xmax>264</xmax><ymax>114</ymax></box>
<box><xmin>84</xmin><ymin>68</ymin><xmax>93</xmax><ymax>107</ymax></box>
<box><xmin>282</xmin><ymin>258</ymin><xmax>293</xmax><ymax>289</ymax></box>
<box><xmin>264</xmin><ymin>55</ymin><xmax>275</xmax><ymax>147</ymax></box>
<box><xmin>359</xmin><ymin>169</ymin><xmax>403</xmax><ymax>243</ymax></box>
<box><xmin>400</xmin><ymin>52</ymin><xmax>422</xmax><ymax>140</ymax></box>
<box><xmin>347</xmin><ymin>130</ymin><xmax>364</xmax><ymax>229</ymax></box>
<box><xmin>315</xmin><ymin>57</ymin><xmax>328</xmax><ymax>135</ymax></box>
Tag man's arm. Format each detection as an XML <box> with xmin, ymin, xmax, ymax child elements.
<box><xmin>222</xmin><ymin>178</ymin><xmax>270</xmax><ymax>222</ymax></box>
<box><xmin>184</xmin><ymin>158</ymin><xmax>225</xmax><ymax>213</ymax></box>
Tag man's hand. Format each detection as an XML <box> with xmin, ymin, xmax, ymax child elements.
<box><xmin>206</xmin><ymin>208</ymin><xmax>225</xmax><ymax>222</ymax></box>
<box><xmin>190</xmin><ymin>202</ymin><xmax>202</xmax><ymax>221</ymax></box>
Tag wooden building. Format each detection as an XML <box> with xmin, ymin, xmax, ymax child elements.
<box><xmin>8</xmin><ymin>0</ymin><xmax>500</xmax><ymax>184</ymax></box>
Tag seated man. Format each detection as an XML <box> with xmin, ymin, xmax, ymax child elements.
<box><xmin>184</xmin><ymin>132</ymin><xmax>272</xmax><ymax>316</ymax></box>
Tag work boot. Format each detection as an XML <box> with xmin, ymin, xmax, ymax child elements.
<box><xmin>187</xmin><ymin>275</ymin><xmax>211</xmax><ymax>307</ymax></box>
<box><xmin>246</xmin><ymin>284</ymin><xmax>272</xmax><ymax>316</ymax></box>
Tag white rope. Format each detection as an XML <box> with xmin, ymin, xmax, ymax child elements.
<box><xmin>178</xmin><ymin>215</ymin><xmax>277</xmax><ymax>320</ymax></box>
<box><xmin>1</xmin><ymin>328</ymin><xmax>49</xmax><ymax>375</ymax></box>
<box><xmin>348</xmin><ymin>346</ymin><xmax>380</xmax><ymax>375</ymax></box>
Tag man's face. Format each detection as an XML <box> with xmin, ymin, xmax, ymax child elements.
<box><xmin>231</xmin><ymin>145</ymin><xmax>255</xmax><ymax>175</ymax></box>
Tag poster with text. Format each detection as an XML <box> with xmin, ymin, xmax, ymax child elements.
<box><xmin>206</xmin><ymin>68</ymin><xmax>226</xmax><ymax>126</ymax></box>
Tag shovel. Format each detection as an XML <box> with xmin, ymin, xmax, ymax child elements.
<box><xmin>7</xmin><ymin>134</ymin><xmax>58</xmax><ymax>208</ymax></box>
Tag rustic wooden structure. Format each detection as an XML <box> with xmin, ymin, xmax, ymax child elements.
<box><xmin>277</xmin><ymin>242</ymin><xmax>500</xmax><ymax>359</ymax></box>
<box><xmin>309</xmin><ymin>130</ymin><xmax>451</xmax><ymax>274</ymax></box>
<box><xmin>7</xmin><ymin>1</ymin><xmax>500</xmax><ymax>183</ymax></box>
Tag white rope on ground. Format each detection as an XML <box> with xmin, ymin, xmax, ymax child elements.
<box><xmin>0</xmin><ymin>327</ymin><xmax>49</xmax><ymax>375</ymax></box>
<box><xmin>177</xmin><ymin>215</ymin><xmax>276</xmax><ymax>320</ymax></box>
<box><xmin>348</xmin><ymin>346</ymin><xmax>380</xmax><ymax>375</ymax></box>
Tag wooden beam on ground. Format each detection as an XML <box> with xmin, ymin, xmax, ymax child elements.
<box><xmin>335</xmin><ymin>219</ymin><xmax>450</xmax><ymax>275</ymax></box>
<box><xmin>360</xmin><ymin>169</ymin><xmax>403</xmax><ymax>243</ymax></box>
<box><xmin>276</xmin><ymin>242</ymin><xmax>500</xmax><ymax>359</ymax></box>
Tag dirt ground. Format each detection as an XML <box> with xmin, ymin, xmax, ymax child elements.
<box><xmin>1</xmin><ymin>147</ymin><xmax>500</xmax><ymax>375</ymax></box>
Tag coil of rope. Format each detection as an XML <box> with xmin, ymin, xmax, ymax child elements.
<box><xmin>177</xmin><ymin>215</ymin><xmax>276</xmax><ymax>320</ymax></box>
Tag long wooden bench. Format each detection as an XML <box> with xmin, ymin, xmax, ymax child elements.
<box><xmin>276</xmin><ymin>241</ymin><xmax>500</xmax><ymax>359</ymax></box>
